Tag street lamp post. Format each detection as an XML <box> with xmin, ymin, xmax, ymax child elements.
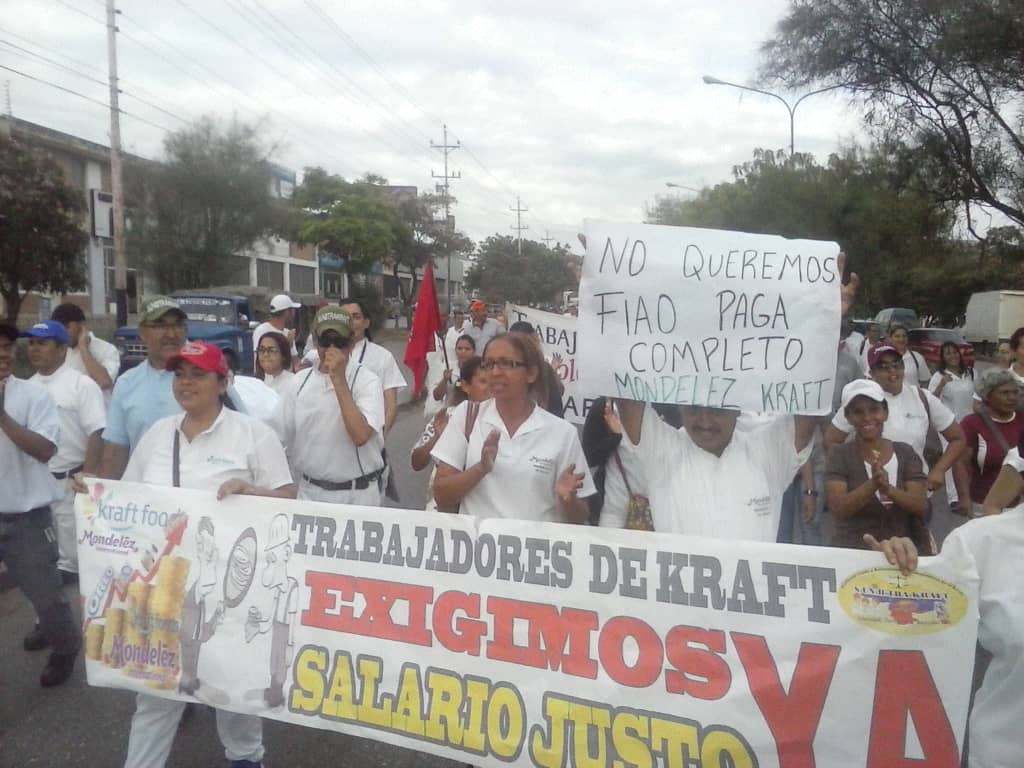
<box><xmin>701</xmin><ymin>75</ymin><xmax>841</xmax><ymax>157</ymax></box>
<box><xmin>665</xmin><ymin>182</ymin><xmax>702</xmax><ymax>193</ymax></box>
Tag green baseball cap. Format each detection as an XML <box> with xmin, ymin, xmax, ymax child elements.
<box><xmin>139</xmin><ymin>296</ymin><xmax>187</xmax><ymax>325</ymax></box>
<box><xmin>314</xmin><ymin>305</ymin><xmax>352</xmax><ymax>338</ymax></box>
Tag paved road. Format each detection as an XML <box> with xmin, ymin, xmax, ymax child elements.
<box><xmin>0</xmin><ymin>333</ymin><xmax>971</xmax><ymax>766</ymax></box>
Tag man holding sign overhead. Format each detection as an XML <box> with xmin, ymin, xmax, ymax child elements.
<box><xmin>579</xmin><ymin>221</ymin><xmax>914</xmax><ymax>567</ymax></box>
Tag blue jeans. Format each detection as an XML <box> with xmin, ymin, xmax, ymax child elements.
<box><xmin>777</xmin><ymin>474</ymin><xmax>823</xmax><ymax>546</ymax></box>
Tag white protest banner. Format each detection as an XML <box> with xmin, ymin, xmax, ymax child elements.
<box><xmin>506</xmin><ymin>303</ymin><xmax>589</xmax><ymax>424</ymax></box>
<box><xmin>78</xmin><ymin>481</ymin><xmax>977</xmax><ymax>767</ymax></box>
<box><xmin>578</xmin><ymin>220</ymin><xmax>842</xmax><ymax>414</ymax></box>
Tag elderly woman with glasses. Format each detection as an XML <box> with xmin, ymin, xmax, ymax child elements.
<box><xmin>431</xmin><ymin>332</ymin><xmax>595</xmax><ymax>523</ymax></box>
<box><xmin>268</xmin><ymin>305</ymin><xmax>386</xmax><ymax>505</ymax></box>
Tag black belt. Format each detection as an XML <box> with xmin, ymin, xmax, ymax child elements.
<box><xmin>52</xmin><ymin>465</ymin><xmax>84</xmax><ymax>481</ymax></box>
<box><xmin>0</xmin><ymin>506</ymin><xmax>51</xmax><ymax>521</ymax></box>
<box><xmin>302</xmin><ymin>468</ymin><xmax>383</xmax><ymax>492</ymax></box>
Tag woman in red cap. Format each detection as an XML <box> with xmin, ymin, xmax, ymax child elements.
<box><xmin>119</xmin><ymin>341</ymin><xmax>295</xmax><ymax>768</ymax></box>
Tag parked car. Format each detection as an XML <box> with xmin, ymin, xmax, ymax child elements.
<box><xmin>114</xmin><ymin>293</ymin><xmax>256</xmax><ymax>374</ymax></box>
<box><xmin>874</xmin><ymin>307</ymin><xmax>919</xmax><ymax>330</ymax></box>
<box><xmin>908</xmin><ymin>328</ymin><xmax>975</xmax><ymax>372</ymax></box>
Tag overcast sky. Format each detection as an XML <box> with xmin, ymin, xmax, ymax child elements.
<box><xmin>1</xmin><ymin>0</ymin><xmax>865</xmax><ymax>250</ymax></box>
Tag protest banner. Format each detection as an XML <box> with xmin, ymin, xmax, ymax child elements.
<box><xmin>78</xmin><ymin>480</ymin><xmax>977</xmax><ymax>767</ymax></box>
<box><xmin>578</xmin><ymin>220</ymin><xmax>842</xmax><ymax>414</ymax></box>
<box><xmin>506</xmin><ymin>303</ymin><xmax>588</xmax><ymax>424</ymax></box>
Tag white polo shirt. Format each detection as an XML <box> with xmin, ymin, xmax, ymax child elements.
<box><xmin>65</xmin><ymin>333</ymin><xmax>120</xmax><ymax>400</ymax></box>
<box><xmin>30</xmin><ymin>363</ymin><xmax>106</xmax><ymax>474</ymax></box>
<box><xmin>262</xmin><ymin>369</ymin><xmax>295</xmax><ymax>395</ymax></box>
<box><xmin>350</xmin><ymin>338</ymin><xmax>407</xmax><ymax>392</ymax></box>
<box><xmin>0</xmin><ymin>377</ymin><xmax>63</xmax><ymax>513</ymax></box>
<box><xmin>268</xmin><ymin>363</ymin><xmax>385</xmax><ymax>483</ymax></box>
<box><xmin>431</xmin><ymin>399</ymin><xmax>596</xmax><ymax>523</ymax></box>
<box><xmin>622</xmin><ymin>406</ymin><xmax>809</xmax><ymax>541</ymax></box>
<box><xmin>939</xmin><ymin>505</ymin><xmax>1024</xmax><ymax>768</ymax></box>
<box><xmin>123</xmin><ymin>407</ymin><xmax>292</xmax><ymax>491</ymax></box>
<box><xmin>831</xmin><ymin>384</ymin><xmax>954</xmax><ymax>468</ymax></box>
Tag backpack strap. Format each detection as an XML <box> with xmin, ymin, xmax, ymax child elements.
<box><xmin>916</xmin><ymin>386</ymin><xmax>932</xmax><ymax>423</ymax></box>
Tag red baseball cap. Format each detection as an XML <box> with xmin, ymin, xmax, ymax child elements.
<box><xmin>470</xmin><ymin>300</ymin><xmax>487</xmax><ymax>311</ymax></box>
<box><xmin>165</xmin><ymin>341</ymin><xmax>229</xmax><ymax>376</ymax></box>
<box><xmin>867</xmin><ymin>343</ymin><xmax>900</xmax><ymax>369</ymax></box>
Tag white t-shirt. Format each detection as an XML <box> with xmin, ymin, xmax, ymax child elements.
<box><xmin>268</xmin><ymin>363</ymin><xmax>385</xmax><ymax>483</ymax></box>
<box><xmin>414</xmin><ymin>405</ymin><xmax>455</xmax><ymax>514</ymax></box>
<box><xmin>0</xmin><ymin>377</ymin><xmax>63</xmax><ymax>513</ymax></box>
<box><xmin>30</xmin><ymin>363</ymin><xmax>106</xmax><ymax>473</ymax></box>
<box><xmin>350</xmin><ymin>338</ymin><xmax>407</xmax><ymax>392</ymax></box>
<box><xmin>123</xmin><ymin>407</ymin><xmax>292</xmax><ymax>491</ymax></box>
<box><xmin>622</xmin><ymin>405</ymin><xmax>809</xmax><ymax>541</ymax></box>
<box><xmin>262</xmin><ymin>369</ymin><xmax>295</xmax><ymax>396</ymax></box>
<box><xmin>903</xmin><ymin>349</ymin><xmax>930</xmax><ymax>385</ymax></box>
<box><xmin>939</xmin><ymin>505</ymin><xmax>1024</xmax><ymax>768</ymax></box>
<box><xmin>927</xmin><ymin>369</ymin><xmax>975</xmax><ymax>421</ymax></box>
<box><xmin>463</xmin><ymin>318</ymin><xmax>500</xmax><ymax>350</ymax></box>
<box><xmin>431</xmin><ymin>399</ymin><xmax>596</xmax><ymax>523</ymax></box>
<box><xmin>65</xmin><ymin>333</ymin><xmax>120</xmax><ymax>401</ymax></box>
<box><xmin>831</xmin><ymin>384</ymin><xmax>955</xmax><ymax>468</ymax></box>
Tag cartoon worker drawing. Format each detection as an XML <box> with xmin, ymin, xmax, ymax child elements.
<box><xmin>178</xmin><ymin>516</ymin><xmax>224</xmax><ymax>696</ymax></box>
<box><xmin>244</xmin><ymin>513</ymin><xmax>298</xmax><ymax>708</ymax></box>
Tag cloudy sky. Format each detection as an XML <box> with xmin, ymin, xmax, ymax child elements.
<box><xmin>1</xmin><ymin>0</ymin><xmax>864</xmax><ymax>249</ymax></box>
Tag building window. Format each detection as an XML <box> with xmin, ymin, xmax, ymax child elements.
<box><xmin>289</xmin><ymin>264</ymin><xmax>315</xmax><ymax>294</ymax></box>
<box><xmin>103</xmin><ymin>245</ymin><xmax>139</xmax><ymax>313</ymax></box>
<box><xmin>321</xmin><ymin>271</ymin><xmax>342</xmax><ymax>298</ymax></box>
<box><xmin>256</xmin><ymin>259</ymin><xmax>284</xmax><ymax>290</ymax></box>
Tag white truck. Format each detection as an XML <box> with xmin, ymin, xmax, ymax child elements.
<box><xmin>962</xmin><ymin>290</ymin><xmax>1024</xmax><ymax>350</ymax></box>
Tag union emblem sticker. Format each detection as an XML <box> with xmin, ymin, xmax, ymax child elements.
<box><xmin>839</xmin><ymin>568</ymin><xmax>968</xmax><ymax>636</ymax></box>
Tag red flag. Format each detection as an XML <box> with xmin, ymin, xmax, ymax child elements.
<box><xmin>404</xmin><ymin>260</ymin><xmax>444</xmax><ymax>397</ymax></box>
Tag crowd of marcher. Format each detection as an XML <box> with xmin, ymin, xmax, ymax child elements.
<box><xmin>2</xmin><ymin>271</ymin><xmax>1023</xmax><ymax>766</ymax></box>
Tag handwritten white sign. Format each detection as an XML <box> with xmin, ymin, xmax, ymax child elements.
<box><xmin>506</xmin><ymin>304</ymin><xmax>589</xmax><ymax>424</ymax></box>
<box><xmin>578</xmin><ymin>220</ymin><xmax>841</xmax><ymax>414</ymax></box>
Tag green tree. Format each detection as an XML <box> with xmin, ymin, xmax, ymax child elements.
<box><xmin>465</xmin><ymin>236</ymin><xmax>576</xmax><ymax>306</ymax></box>
<box><xmin>289</xmin><ymin>168</ymin><xmax>409</xmax><ymax>282</ymax></box>
<box><xmin>0</xmin><ymin>137</ymin><xmax>88</xmax><ymax>323</ymax></box>
<box><xmin>127</xmin><ymin>117</ymin><xmax>278</xmax><ymax>291</ymax></box>
<box><xmin>759</xmin><ymin>0</ymin><xmax>1024</xmax><ymax>232</ymax></box>
<box><xmin>646</xmin><ymin>145</ymin><xmax>963</xmax><ymax>315</ymax></box>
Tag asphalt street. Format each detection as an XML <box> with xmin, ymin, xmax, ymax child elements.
<box><xmin>0</xmin><ymin>332</ymin><xmax>971</xmax><ymax>766</ymax></box>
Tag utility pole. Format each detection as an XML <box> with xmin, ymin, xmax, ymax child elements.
<box><xmin>3</xmin><ymin>81</ymin><xmax>11</xmax><ymax>117</ymax></box>
<box><xmin>541</xmin><ymin>231</ymin><xmax>555</xmax><ymax>248</ymax></box>
<box><xmin>510</xmin><ymin>196</ymin><xmax>528</xmax><ymax>255</ymax></box>
<box><xmin>106</xmin><ymin>0</ymin><xmax>128</xmax><ymax>326</ymax></box>
<box><xmin>430</xmin><ymin>124</ymin><xmax>460</xmax><ymax>312</ymax></box>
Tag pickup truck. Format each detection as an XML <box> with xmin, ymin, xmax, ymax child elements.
<box><xmin>113</xmin><ymin>294</ymin><xmax>256</xmax><ymax>374</ymax></box>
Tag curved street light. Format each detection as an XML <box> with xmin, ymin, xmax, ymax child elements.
<box><xmin>665</xmin><ymin>182</ymin><xmax>702</xmax><ymax>193</ymax></box>
<box><xmin>701</xmin><ymin>74</ymin><xmax>842</xmax><ymax>157</ymax></box>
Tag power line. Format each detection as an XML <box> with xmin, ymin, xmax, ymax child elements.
<box><xmin>0</xmin><ymin>62</ymin><xmax>173</xmax><ymax>133</ymax></box>
<box><xmin>53</xmin><ymin>0</ymin><xmax>104</xmax><ymax>25</ymax></box>
<box><xmin>0</xmin><ymin>40</ymin><xmax>189</xmax><ymax>126</ymax></box>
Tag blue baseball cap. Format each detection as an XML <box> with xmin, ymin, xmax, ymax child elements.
<box><xmin>20</xmin><ymin>320</ymin><xmax>71</xmax><ymax>345</ymax></box>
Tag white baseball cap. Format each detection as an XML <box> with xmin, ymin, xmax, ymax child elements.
<box><xmin>269</xmin><ymin>294</ymin><xmax>301</xmax><ymax>313</ymax></box>
<box><xmin>840</xmin><ymin>379</ymin><xmax>887</xmax><ymax>411</ymax></box>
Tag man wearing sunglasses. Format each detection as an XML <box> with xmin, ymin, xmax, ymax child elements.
<box><xmin>269</xmin><ymin>306</ymin><xmax>386</xmax><ymax>504</ymax></box>
<box><xmin>100</xmin><ymin>296</ymin><xmax>188</xmax><ymax>479</ymax></box>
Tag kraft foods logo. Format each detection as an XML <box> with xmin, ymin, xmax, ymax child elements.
<box><xmin>95</xmin><ymin>492</ymin><xmax>180</xmax><ymax>533</ymax></box>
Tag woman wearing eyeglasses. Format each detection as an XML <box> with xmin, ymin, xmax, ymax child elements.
<box><xmin>825</xmin><ymin>344</ymin><xmax>967</xmax><ymax>547</ymax></box>
<box><xmin>268</xmin><ymin>306</ymin><xmax>386</xmax><ymax>505</ymax></box>
<box><xmin>431</xmin><ymin>333</ymin><xmax>595</xmax><ymax>523</ymax></box>
<box><xmin>254</xmin><ymin>331</ymin><xmax>294</xmax><ymax>394</ymax></box>
<box><xmin>119</xmin><ymin>341</ymin><xmax>295</xmax><ymax>768</ymax></box>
